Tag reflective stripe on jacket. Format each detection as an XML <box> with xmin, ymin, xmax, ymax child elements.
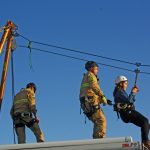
<box><xmin>10</xmin><ymin>88</ymin><xmax>37</xmax><ymax>117</ymax></box>
<box><xmin>80</xmin><ymin>71</ymin><xmax>104</xmax><ymax>104</ymax></box>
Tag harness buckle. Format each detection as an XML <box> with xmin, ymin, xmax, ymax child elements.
<box><xmin>114</xmin><ymin>103</ymin><xmax>134</xmax><ymax>112</ymax></box>
<box><xmin>21</xmin><ymin>112</ymin><xmax>31</xmax><ymax>117</ymax></box>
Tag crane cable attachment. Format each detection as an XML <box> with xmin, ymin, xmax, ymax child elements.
<box><xmin>134</xmin><ymin>63</ymin><xmax>141</xmax><ymax>87</ymax></box>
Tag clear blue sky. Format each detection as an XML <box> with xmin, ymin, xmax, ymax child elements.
<box><xmin>0</xmin><ymin>0</ymin><xmax>150</xmax><ymax>145</ymax></box>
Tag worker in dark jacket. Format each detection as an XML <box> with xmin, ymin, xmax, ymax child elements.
<box><xmin>113</xmin><ymin>75</ymin><xmax>150</xmax><ymax>149</ymax></box>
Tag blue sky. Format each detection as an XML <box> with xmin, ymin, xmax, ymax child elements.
<box><xmin>0</xmin><ymin>0</ymin><xmax>150</xmax><ymax>145</ymax></box>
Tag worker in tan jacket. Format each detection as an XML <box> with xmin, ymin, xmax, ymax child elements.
<box><xmin>10</xmin><ymin>82</ymin><xmax>44</xmax><ymax>144</ymax></box>
<box><xmin>80</xmin><ymin>61</ymin><xmax>112</xmax><ymax>138</ymax></box>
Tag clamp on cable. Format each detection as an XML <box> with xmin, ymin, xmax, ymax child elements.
<box><xmin>134</xmin><ymin>62</ymin><xmax>141</xmax><ymax>87</ymax></box>
<box><xmin>28</xmin><ymin>40</ymin><xmax>32</xmax><ymax>49</ymax></box>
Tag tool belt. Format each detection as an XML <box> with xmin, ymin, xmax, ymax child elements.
<box><xmin>80</xmin><ymin>96</ymin><xmax>100</xmax><ymax>117</ymax></box>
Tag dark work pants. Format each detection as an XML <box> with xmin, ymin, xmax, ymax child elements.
<box><xmin>119</xmin><ymin>109</ymin><xmax>149</xmax><ymax>142</ymax></box>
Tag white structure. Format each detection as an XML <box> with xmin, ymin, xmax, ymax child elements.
<box><xmin>0</xmin><ymin>137</ymin><xmax>142</xmax><ymax>150</ymax></box>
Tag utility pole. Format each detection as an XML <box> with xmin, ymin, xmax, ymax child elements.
<box><xmin>0</xmin><ymin>20</ymin><xmax>16</xmax><ymax>110</ymax></box>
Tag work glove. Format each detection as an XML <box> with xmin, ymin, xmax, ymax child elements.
<box><xmin>101</xmin><ymin>96</ymin><xmax>107</xmax><ymax>106</ymax></box>
<box><xmin>107</xmin><ymin>100</ymin><xmax>113</xmax><ymax>106</ymax></box>
<box><xmin>35</xmin><ymin>116</ymin><xmax>39</xmax><ymax>124</ymax></box>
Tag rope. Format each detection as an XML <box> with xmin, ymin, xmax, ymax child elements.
<box><xmin>16</xmin><ymin>33</ymin><xmax>150</xmax><ymax>68</ymax></box>
<box><xmin>11</xmin><ymin>50</ymin><xmax>16</xmax><ymax>144</ymax></box>
<box><xmin>14</xmin><ymin>35</ymin><xmax>34</xmax><ymax>70</ymax></box>
<box><xmin>27</xmin><ymin>41</ymin><xmax>34</xmax><ymax>70</ymax></box>
<box><xmin>142</xmin><ymin>144</ymin><xmax>149</xmax><ymax>150</ymax></box>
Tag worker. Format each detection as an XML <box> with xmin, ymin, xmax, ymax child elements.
<box><xmin>10</xmin><ymin>82</ymin><xmax>44</xmax><ymax>144</ymax></box>
<box><xmin>79</xmin><ymin>61</ymin><xmax>112</xmax><ymax>139</ymax></box>
<box><xmin>113</xmin><ymin>76</ymin><xmax>150</xmax><ymax>149</ymax></box>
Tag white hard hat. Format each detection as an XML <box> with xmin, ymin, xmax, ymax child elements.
<box><xmin>115</xmin><ymin>75</ymin><xmax>128</xmax><ymax>85</ymax></box>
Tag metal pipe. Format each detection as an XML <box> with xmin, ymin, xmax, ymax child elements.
<box><xmin>0</xmin><ymin>27</ymin><xmax>10</xmax><ymax>54</ymax></box>
<box><xmin>0</xmin><ymin>34</ymin><xmax>13</xmax><ymax>110</ymax></box>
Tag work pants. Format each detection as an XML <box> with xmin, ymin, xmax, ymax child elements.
<box><xmin>14</xmin><ymin>115</ymin><xmax>44</xmax><ymax>144</ymax></box>
<box><xmin>120</xmin><ymin>109</ymin><xmax>149</xmax><ymax>142</ymax></box>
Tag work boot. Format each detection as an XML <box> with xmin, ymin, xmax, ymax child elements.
<box><xmin>143</xmin><ymin>141</ymin><xmax>150</xmax><ymax>150</ymax></box>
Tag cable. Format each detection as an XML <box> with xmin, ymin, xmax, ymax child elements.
<box><xmin>17</xmin><ymin>33</ymin><xmax>30</xmax><ymax>41</ymax></box>
<box><xmin>19</xmin><ymin>45</ymin><xmax>137</xmax><ymax>73</ymax></box>
<box><xmin>140</xmin><ymin>71</ymin><xmax>150</xmax><ymax>75</ymax></box>
<box><xmin>141</xmin><ymin>64</ymin><xmax>150</xmax><ymax>68</ymax></box>
<box><xmin>17</xmin><ymin>33</ymin><xmax>150</xmax><ymax>68</ymax></box>
<box><xmin>31</xmin><ymin>41</ymin><xmax>136</xmax><ymax>65</ymax></box>
<box><xmin>19</xmin><ymin>45</ymin><xmax>150</xmax><ymax>75</ymax></box>
<box><xmin>11</xmin><ymin>50</ymin><xmax>16</xmax><ymax>144</ymax></box>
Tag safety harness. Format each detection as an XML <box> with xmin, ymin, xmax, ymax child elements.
<box><xmin>114</xmin><ymin>64</ymin><xmax>140</xmax><ymax>119</ymax></box>
<box><xmin>13</xmin><ymin>112</ymin><xmax>36</xmax><ymax>128</ymax></box>
<box><xmin>114</xmin><ymin>103</ymin><xmax>135</xmax><ymax>119</ymax></box>
<box><xmin>80</xmin><ymin>96</ymin><xmax>100</xmax><ymax>123</ymax></box>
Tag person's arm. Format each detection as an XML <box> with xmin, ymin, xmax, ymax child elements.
<box><xmin>128</xmin><ymin>92</ymin><xmax>136</xmax><ymax>103</ymax></box>
<box><xmin>88</xmin><ymin>74</ymin><xmax>107</xmax><ymax>104</ymax></box>
<box><xmin>27</xmin><ymin>91</ymin><xmax>40</xmax><ymax>123</ymax></box>
<box><xmin>128</xmin><ymin>86</ymin><xmax>139</xmax><ymax>103</ymax></box>
<box><xmin>117</xmin><ymin>89</ymin><xmax>136</xmax><ymax>103</ymax></box>
<box><xmin>27</xmin><ymin>91</ymin><xmax>37</xmax><ymax>117</ymax></box>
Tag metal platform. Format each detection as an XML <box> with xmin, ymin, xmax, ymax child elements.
<box><xmin>0</xmin><ymin>136</ymin><xmax>142</xmax><ymax>150</ymax></box>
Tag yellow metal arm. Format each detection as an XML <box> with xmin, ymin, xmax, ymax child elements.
<box><xmin>0</xmin><ymin>20</ymin><xmax>16</xmax><ymax>110</ymax></box>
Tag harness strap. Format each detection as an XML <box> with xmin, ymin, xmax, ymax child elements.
<box><xmin>117</xmin><ymin>111</ymin><xmax>120</xmax><ymax>119</ymax></box>
<box><xmin>114</xmin><ymin>103</ymin><xmax>134</xmax><ymax>119</ymax></box>
<box><xmin>114</xmin><ymin>103</ymin><xmax>134</xmax><ymax>111</ymax></box>
<box><xmin>80</xmin><ymin>97</ymin><xmax>100</xmax><ymax>123</ymax></box>
<box><xmin>13</xmin><ymin>112</ymin><xmax>36</xmax><ymax>128</ymax></box>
